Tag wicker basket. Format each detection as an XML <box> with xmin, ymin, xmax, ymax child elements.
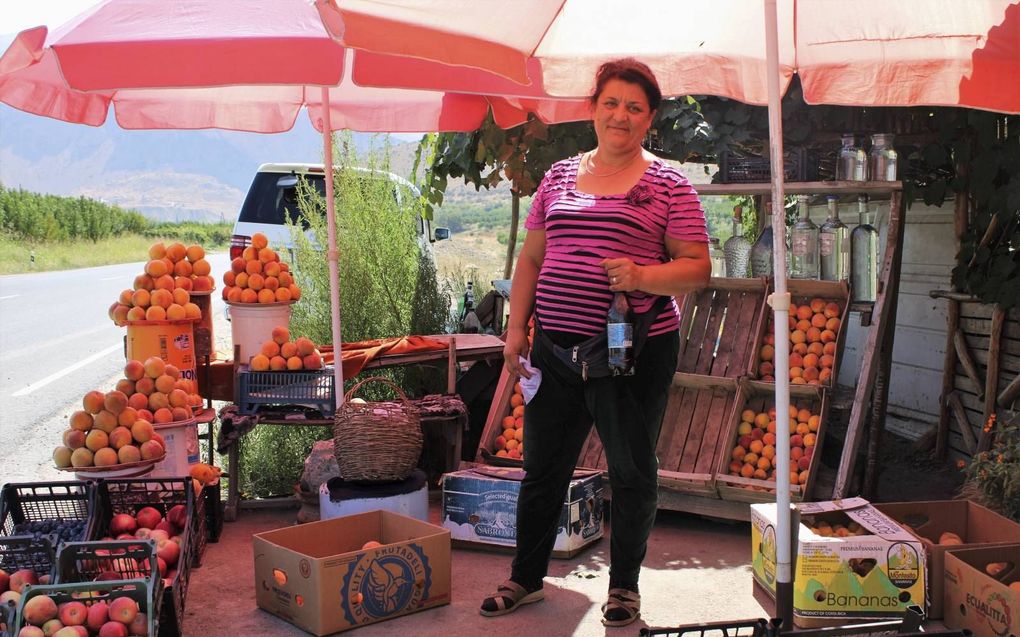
<box><xmin>333</xmin><ymin>377</ymin><xmax>423</xmax><ymax>483</ymax></box>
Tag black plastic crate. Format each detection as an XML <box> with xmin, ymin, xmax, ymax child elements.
<box><xmin>718</xmin><ymin>148</ymin><xmax>819</xmax><ymax>184</ymax></box>
<box><xmin>13</xmin><ymin>578</ymin><xmax>160</xmax><ymax>637</ymax></box>
<box><xmin>54</xmin><ymin>539</ymin><xmax>160</xmax><ymax>584</ymax></box>
<box><xmin>236</xmin><ymin>365</ymin><xmax>335</xmax><ymax>418</ymax></box>
<box><xmin>641</xmin><ymin>618</ymin><xmax>769</xmax><ymax>637</ymax></box>
<box><xmin>0</xmin><ymin>535</ymin><xmax>56</xmax><ymax>584</ymax></box>
<box><xmin>0</xmin><ymin>481</ymin><xmax>95</xmax><ymax>575</ymax></box>
<box><xmin>92</xmin><ymin>479</ymin><xmax>195</xmax><ymax>637</ymax></box>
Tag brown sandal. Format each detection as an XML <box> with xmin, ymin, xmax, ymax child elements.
<box><xmin>601</xmin><ymin>588</ymin><xmax>641</xmax><ymax>627</ymax></box>
<box><xmin>479</xmin><ymin>580</ymin><xmax>545</xmax><ymax>617</ymax></box>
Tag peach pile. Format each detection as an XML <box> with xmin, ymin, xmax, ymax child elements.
<box><xmin>17</xmin><ymin>590</ymin><xmax>149</xmax><ymax>636</ymax></box>
<box><xmin>758</xmin><ymin>297</ymin><xmax>843</xmax><ymax>385</ymax></box>
<box><xmin>249</xmin><ymin>326</ymin><xmax>323</xmax><ymax>371</ymax></box>
<box><xmin>222</xmin><ymin>233</ymin><xmax>301</xmax><ymax>304</ymax></box>
<box><xmin>108</xmin><ymin>242</ymin><xmax>211</xmax><ymax>326</ymax></box>
<box><xmin>493</xmin><ymin>382</ymin><xmax>526</xmax><ymax>460</ymax></box>
<box><xmin>803</xmin><ymin>516</ymin><xmax>871</xmax><ymax>537</ymax></box>
<box><xmin>727</xmin><ymin>402</ymin><xmax>820</xmax><ymax>487</ymax></box>
<box><xmin>52</xmin><ymin>358</ymin><xmax>201</xmax><ymax>470</ymax></box>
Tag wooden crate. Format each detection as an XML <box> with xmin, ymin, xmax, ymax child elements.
<box><xmin>749</xmin><ymin>279</ymin><xmax>850</xmax><ymax>388</ymax></box>
<box><xmin>715</xmin><ymin>380</ymin><xmax>829</xmax><ymax>503</ymax></box>
<box><xmin>475</xmin><ymin>365</ymin><xmax>525</xmax><ymax>466</ymax></box>
<box><xmin>677</xmin><ymin>278</ymin><xmax>768</xmax><ymax>378</ymax></box>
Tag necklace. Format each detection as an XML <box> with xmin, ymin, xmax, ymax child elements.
<box><xmin>583</xmin><ymin>150</ymin><xmax>642</xmax><ymax>178</ymax></box>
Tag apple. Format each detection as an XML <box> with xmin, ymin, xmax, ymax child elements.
<box><xmin>0</xmin><ymin>589</ymin><xmax>22</xmax><ymax>606</ymax></box>
<box><xmin>23</xmin><ymin>594</ymin><xmax>59</xmax><ymax>626</ymax></box>
<box><xmin>95</xmin><ymin>572</ymin><xmax>122</xmax><ymax>582</ymax></box>
<box><xmin>148</xmin><ymin>530</ymin><xmax>169</xmax><ymax>544</ymax></box>
<box><xmin>153</xmin><ymin>520</ymin><xmax>173</xmax><ymax>535</ymax></box>
<box><xmin>86</xmin><ymin>600</ymin><xmax>109</xmax><ymax>632</ymax></box>
<box><xmin>41</xmin><ymin>619</ymin><xmax>64</xmax><ymax>636</ymax></box>
<box><xmin>156</xmin><ymin>538</ymin><xmax>180</xmax><ymax>567</ymax></box>
<box><xmin>57</xmin><ymin>601</ymin><xmax>87</xmax><ymax>627</ymax></box>
<box><xmin>108</xmin><ymin>597</ymin><xmax>138</xmax><ymax>625</ymax></box>
<box><xmin>52</xmin><ymin>627</ymin><xmax>86</xmax><ymax>637</ymax></box>
<box><xmin>133</xmin><ymin>527</ymin><xmax>152</xmax><ymax>539</ymax></box>
<box><xmin>18</xmin><ymin>625</ymin><xmax>45</xmax><ymax>637</ymax></box>
<box><xmin>127</xmin><ymin>613</ymin><xmax>147</xmax><ymax>637</ymax></box>
<box><xmin>10</xmin><ymin>569</ymin><xmax>39</xmax><ymax>592</ymax></box>
<box><xmin>98</xmin><ymin>621</ymin><xmax>128</xmax><ymax>637</ymax></box>
<box><xmin>0</xmin><ymin>568</ymin><xmax>9</xmax><ymax>593</ymax></box>
<box><xmin>166</xmin><ymin>504</ymin><xmax>188</xmax><ymax>531</ymax></box>
<box><xmin>110</xmin><ymin>514</ymin><xmax>137</xmax><ymax>536</ymax></box>
<box><xmin>134</xmin><ymin>507</ymin><xmax>162</xmax><ymax>530</ymax></box>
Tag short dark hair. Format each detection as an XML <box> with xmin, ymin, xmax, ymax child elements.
<box><xmin>590</xmin><ymin>58</ymin><xmax>662</xmax><ymax>112</ymax></box>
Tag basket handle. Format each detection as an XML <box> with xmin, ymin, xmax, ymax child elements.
<box><xmin>343</xmin><ymin>376</ymin><xmax>413</xmax><ymax>406</ymax></box>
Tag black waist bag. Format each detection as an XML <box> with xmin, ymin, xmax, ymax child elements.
<box><xmin>537</xmin><ymin>295</ymin><xmax>670</xmax><ymax>380</ymax></box>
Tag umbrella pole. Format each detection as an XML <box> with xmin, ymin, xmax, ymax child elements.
<box><xmin>321</xmin><ymin>87</ymin><xmax>346</xmax><ymax>407</ymax></box>
<box><xmin>764</xmin><ymin>0</ymin><xmax>793</xmax><ymax>627</ymax></box>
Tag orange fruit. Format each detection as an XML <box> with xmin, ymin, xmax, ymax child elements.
<box><xmin>762</xmin><ymin>445</ymin><xmax>776</xmax><ymax>459</ymax></box>
<box><xmin>792</xmin><ymin>377</ymin><xmax>807</xmax><ymax>385</ymax></box>
<box><xmin>759</xmin><ymin>361</ymin><xmax>775</xmax><ymax>376</ymax></box>
<box><xmin>821</xmin><ymin>329</ymin><xmax>837</xmax><ymax>343</ymax></box>
<box><xmin>797</xmin><ymin>408</ymin><xmax>812</xmax><ymax>423</ymax></box>
<box><xmin>740</xmin><ymin>463</ymin><xmax>755</xmax><ymax>478</ymax></box>
<box><xmin>802</xmin><ymin>366</ymin><xmax>819</xmax><ymax>381</ymax></box>
<box><xmin>811</xmin><ymin>313</ymin><xmax>828</xmax><ymax>328</ymax></box>
<box><xmin>790</xmin><ymin>366</ymin><xmax>804</xmax><ymax>379</ymax></box>
<box><xmin>757</xmin><ymin>456</ymin><xmax>772</xmax><ymax>471</ymax></box>
<box><xmin>826</xmin><ymin>317</ymin><xmax>841</xmax><ymax>332</ymax></box>
<box><xmin>819</xmin><ymin>368</ymin><xmax>832</xmax><ymax>383</ymax></box>
<box><xmin>789</xmin><ymin>353</ymin><xmax>804</xmax><ymax>368</ymax></box>
<box><xmin>754</xmin><ymin>413</ymin><xmax>770</xmax><ymax>428</ymax></box>
<box><xmin>791</xmin><ymin>330</ymin><xmax>807</xmax><ymax>344</ymax></box>
<box><xmin>803</xmin><ymin>353</ymin><xmax>819</xmax><ymax>369</ymax></box>
<box><xmin>251</xmin><ymin>233</ymin><xmax>269</xmax><ymax>250</ymax></box>
<box><xmin>823</xmin><ymin>341</ymin><xmax>837</xmax><ymax>355</ymax></box>
<box><xmin>796</xmin><ymin>319</ymin><xmax>812</xmax><ymax>332</ymax></box>
<box><xmin>809</xmin><ymin>298</ymin><xmax>826</xmax><ymax>313</ymax></box>
<box><xmin>824</xmin><ymin>302</ymin><xmax>841</xmax><ymax>318</ymax></box>
<box><xmin>512</xmin><ymin>405</ymin><xmax>525</xmax><ymax>418</ymax></box>
<box><xmin>510</xmin><ymin>394</ymin><xmax>524</xmax><ymax>408</ymax></box>
<box><xmin>741</xmin><ymin>409</ymin><xmax>756</xmax><ymax>423</ymax></box>
<box><xmin>796</xmin><ymin>306</ymin><xmax>813</xmax><ymax>321</ymax></box>
<box><xmin>792</xmin><ymin>342</ymin><xmax>808</xmax><ymax>356</ymax></box>
<box><xmin>806</xmin><ymin>327</ymin><xmax>822</xmax><ymax>343</ymax></box>
<box><xmin>820</xmin><ymin>354</ymin><xmax>835</xmax><ymax>368</ymax></box>
<box><xmin>502</xmin><ymin>416</ymin><xmax>515</xmax><ymax>428</ymax></box>
<box><xmin>808</xmin><ymin>415</ymin><xmax>821</xmax><ymax>432</ymax></box>
<box><xmin>732</xmin><ymin>446</ymin><xmax>747</xmax><ymax>461</ymax></box>
<box><xmin>760</xmin><ymin>344</ymin><xmax>775</xmax><ymax>361</ymax></box>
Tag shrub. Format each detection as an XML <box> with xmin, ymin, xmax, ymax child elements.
<box><xmin>959</xmin><ymin>413</ymin><xmax>1020</xmax><ymax>521</ymax></box>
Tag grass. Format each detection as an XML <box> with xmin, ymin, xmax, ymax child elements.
<box><xmin>0</xmin><ymin>233</ymin><xmax>228</xmax><ymax>275</ymax></box>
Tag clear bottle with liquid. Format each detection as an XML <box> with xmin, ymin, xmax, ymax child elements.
<box><xmin>819</xmin><ymin>195</ymin><xmax>850</xmax><ymax>282</ymax></box>
<box><xmin>709</xmin><ymin>238</ymin><xmax>725</xmax><ymax>278</ymax></box>
<box><xmin>789</xmin><ymin>195</ymin><xmax>819</xmax><ymax>279</ymax></box>
<box><xmin>836</xmin><ymin>134</ymin><xmax>867</xmax><ymax>181</ymax></box>
<box><xmin>851</xmin><ymin>195</ymin><xmax>880</xmax><ymax>302</ymax></box>
<box><xmin>723</xmin><ymin>205</ymin><xmax>752</xmax><ymax>278</ymax></box>
<box><xmin>750</xmin><ymin>202</ymin><xmax>775</xmax><ymax>277</ymax></box>
<box><xmin>607</xmin><ymin>292</ymin><xmax>635</xmax><ymax>376</ymax></box>
<box><xmin>868</xmin><ymin>133</ymin><xmax>898</xmax><ymax>181</ymax></box>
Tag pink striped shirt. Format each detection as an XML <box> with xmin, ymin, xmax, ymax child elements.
<box><xmin>525</xmin><ymin>155</ymin><xmax>708</xmax><ymax>339</ymax></box>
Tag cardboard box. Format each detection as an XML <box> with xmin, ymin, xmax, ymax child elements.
<box><xmin>253</xmin><ymin>510</ymin><xmax>451</xmax><ymax>636</ymax></box>
<box><xmin>751</xmin><ymin>497</ymin><xmax>926</xmax><ymax>626</ymax></box>
<box><xmin>441</xmin><ymin>466</ymin><xmax>603</xmax><ymax>558</ymax></box>
<box><xmin>944</xmin><ymin>545</ymin><xmax>1020</xmax><ymax>637</ymax></box>
<box><xmin>876</xmin><ymin>500</ymin><xmax>1020</xmax><ymax>619</ymax></box>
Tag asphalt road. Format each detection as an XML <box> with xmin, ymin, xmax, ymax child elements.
<box><xmin>0</xmin><ymin>252</ymin><xmax>229</xmax><ymax>484</ymax></box>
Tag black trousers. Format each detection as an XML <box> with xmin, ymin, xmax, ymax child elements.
<box><xmin>510</xmin><ymin>328</ymin><xmax>680</xmax><ymax>591</ymax></box>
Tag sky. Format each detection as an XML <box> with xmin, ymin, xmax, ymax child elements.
<box><xmin>0</xmin><ymin>1</ymin><xmax>98</xmax><ymax>35</ymax></box>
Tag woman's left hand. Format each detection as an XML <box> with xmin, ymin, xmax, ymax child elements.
<box><xmin>601</xmin><ymin>258</ymin><xmax>642</xmax><ymax>292</ymax></box>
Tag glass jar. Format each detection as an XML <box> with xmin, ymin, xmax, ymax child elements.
<box><xmin>836</xmin><ymin>134</ymin><xmax>867</xmax><ymax>181</ymax></box>
<box><xmin>723</xmin><ymin>205</ymin><xmax>752</xmax><ymax>277</ymax></box>
<box><xmin>868</xmin><ymin>133</ymin><xmax>898</xmax><ymax>181</ymax></box>
<box><xmin>750</xmin><ymin>203</ymin><xmax>775</xmax><ymax>277</ymax></box>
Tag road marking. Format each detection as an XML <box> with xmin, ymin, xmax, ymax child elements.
<box><xmin>0</xmin><ymin>295</ymin><xmax>19</xmax><ymax>300</ymax></box>
<box><xmin>0</xmin><ymin>324</ymin><xmax>114</xmax><ymax>362</ymax></box>
<box><xmin>99</xmin><ymin>276</ymin><xmax>123</xmax><ymax>281</ymax></box>
<box><xmin>12</xmin><ymin>343</ymin><xmax>122</xmax><ymax>397</ymax></box>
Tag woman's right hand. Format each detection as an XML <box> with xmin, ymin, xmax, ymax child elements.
<box><xmin>503</xmin><ymin>326</ymin><xmax>533</xmax><ymax>379</ymax></box>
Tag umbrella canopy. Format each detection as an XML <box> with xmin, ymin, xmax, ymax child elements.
<box><xmin>328</xmin><ymin>0</ymin><xmax>1020</xmax><ymax>114</ymax></box>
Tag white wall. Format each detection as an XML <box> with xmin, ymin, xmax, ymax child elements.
<box><xmin>836</xmin><ymin>199</ymin><xmax>956</xmax><ymax>439</ymax></box>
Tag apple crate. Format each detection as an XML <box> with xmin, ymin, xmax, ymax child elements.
<box><xmin>13</xmin><ymin>578</ymin><xmax>159</xmax><ymax>637</ymax></box>
<box><xmin>676</xmin><ymin>277</ymin><xmax>769</xmax><ymax>377</ymax></box>
<box><xmin>235</xmin><ymin>364</ymin><xmax>336</xmax><ymax>418</ymax></box>
<box><xmin>53</xmin><ymin>539</ymin><xmax>160</xmax><ymax>585</ymax></box>
<box><xmin>91</xmin><ymin>478</ymin><xmax>195</xmax><ymax>637</ymax></box>
<box><xmin>749</xmin><ymin>280</ymin><xmax>850</xmax><ymax>387</ymax></box>
<box><xmin>0</xmin><ymin>535</ymin><xmax>56</xmax><ymax>585</ymax></box>
<box><xmin>0</xmin><ymin>481</ymin><xmax>96</xmax><ymax>574</ymax></box>
<box><xmin>715</xmin><ymin>380</ymin><xmax>829</xmax><ymax>504</ymax></box>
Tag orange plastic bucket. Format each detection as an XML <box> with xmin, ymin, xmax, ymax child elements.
<box><xmin>125</xmin><ymin>319</ymin><xmax>198</xmax><ymax>384</ymax></box>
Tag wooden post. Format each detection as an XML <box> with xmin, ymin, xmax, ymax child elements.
<box><xmin>447</xmin><ymin>336</ymin><xmax>458</xmax><ymax>395</ymax></box>
<box><xmin>833</xmin><ymin>189</ymin><xmax>905</xmax><ymax>498</ymax></box>
<box><xmin>954</xmin><ymin>329</ymin><xmax>985</xmax><ymax>398</ymax></box>
<box><xmin>862</xmin><ymin>191</ymin><xmax>905</xmax><ymax>499</ymax></box>
<box><xmin>977</xmin><ymin>305</ymin><xmax>1005</xmax><ymax>451</ymax></box>
<box><xmin>999</xmin><ymin>371</ymin><xmax>1020</xmax><ymax>408</ymax></box>
<box><xmin>948</xmin><ymin>391</ymin><xmax>977</xmax><ymax>454</ymax></box>
<box><xmin>503</xmin><ymin>192</ymin><xmax>520</xmax><ymax>279</ymax></box>
<box><xmin>936</xmin><ymin>299</ymin><xmax>960</xmax><ymax>459</ymax></box>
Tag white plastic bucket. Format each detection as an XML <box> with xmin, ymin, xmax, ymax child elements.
<box><xmin>226</xmin><ymin>301</ymin><xmax>292</xmax><ymax>364</ymax></box>
<box><xmin>151</xmin><ymin>418</ymin><xmax>200</xmax><ymax>478</ymax></box>
<box><xmin>318</xmin><ymin>481</ymin><xmax>429</xmax><ymax>522</ymax></box>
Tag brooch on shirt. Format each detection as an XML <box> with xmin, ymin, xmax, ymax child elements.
<box><xmin>626</xmin><ymin>184</ymin><xmax>654</xmax><ymax>205</ymax></box>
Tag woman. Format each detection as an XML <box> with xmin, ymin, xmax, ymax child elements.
<box><xmin>479</xmin><ymin>58</ymin><xmax>711</xmax><ymax>627</ymax></box>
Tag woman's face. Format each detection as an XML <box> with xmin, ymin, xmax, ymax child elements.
<box><xmin>592</xmin><ymin>78</ymin><xmax>655</xmax><ymax>154</ymax></box>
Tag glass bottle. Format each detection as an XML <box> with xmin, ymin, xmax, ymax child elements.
<box><xmin>819</xmin><ymin>195</ymin><xmax>850</xmax><ymax>282</ymax></box>
<box><xmin>750</xmin><ymin>202</ymin><xmax>774</xmax><ymax>277</ymax></box>
<box><xmin>723</xmin><ymin>205</ymin><xmax>752</xmax><ymax>278</ymax></box>
<box><xmin>607</xmin><ymin>292</ymin><xmax>635</xmax><ymax>376</ymax></box>
<box><xmin>836</xmin><ymin>134</ymin><xmax>867</xmax><ymax>181</ymax></box>
<box><xmin>789</xmin><ymin>195</ymin><xmax>819</xmax><ymax>279</ymax></box>
<box><xmin>851</xmin><ymin>195</ymin><xmax>879</xmax><ymax>302</ymax></box>
<box><xmin>868</xmin><ymin>133</ymin><xmax>898</xmax><ymax>181</ymax></box>
<box><xmin>709</xmin><ymin>238</ymin><xmax>725</xmax><ymax>278</ymax></box>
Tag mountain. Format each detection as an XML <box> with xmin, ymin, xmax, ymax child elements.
<box><xmin>0</xmin><ymin>103</ymin><xmax>425</xmax><ymax>222</ymax></box>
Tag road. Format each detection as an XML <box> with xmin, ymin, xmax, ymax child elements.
<box><xmin>0</xmin><ymin>252</ymin><xmax>229</xmax><ymax>485</ymax></box>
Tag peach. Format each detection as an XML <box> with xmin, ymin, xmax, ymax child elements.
<box><xmin>126</xmin><ymin>307</ymin><xmax>147</xmax><ymax>322</ymax></box>
<box><xmin>23</xmin><ymin>593</ymin><xmax>58</xmax><ymax>625</ymax></box>
<box><xmin>258</xmin><ymin>247</ymin><xmax>277</xmax><ymax>263</ymax></box>
<box><xmin>143</xmin><ymin>357</ymin><xmax>166</xmax><ymax>379</ymax></box>
<box><xmin>165</xmin><ymin>242</ymin><xmax>186</xmax><ymax>262</ymax></box>
<box><xmin>760</xmin><ymin>344</ymin><xmax>774</xmax><ymax>361</ymax></box>
<box><xmin>230</xmin><ymin>256</ymin><xmax>246</xmax><ymax>274</ymax></box>
<box><xmin>240</xmin><ymin>288</ymin><xmax>258</xmax><ymax>303</ymax></box>
<box><xmin>302</xmin><ymin>353</ymin><xmax>322</xmax><ymax>370</ymax></box>
<box><xmin>287</xmin><ymin>356</ymin><xmax>303</xmax><ymax>370</ymax></box>
<box><xmin>104</xmin><ymin>391</ymin><xmax>128</xmax><ymax>415</ymax></box>
<box><xmin>288</xmin><ymin>283</ymin><xmax>301</xmax><ymax>300</ymax></box>
<box><xmin>222</xmin><ymin>271</ymin><xmax>236</xmax><ymax>287</ymax></box>
<box><xmin>131</xmin><ymin>420</ymin><xmax>154</xmax><ymax>443</ymax></box>
<box><xmin>247</xmin><ymin>272</ymin><xmax>265</xmax><ymax>290</ymax></box>
<box><xmin>53</xmin><ymin>446</ymin><xmax>73</xmax><ymax>468</ymax></box>
<box><xmin>171</xmin><ymin>407</ymin><xmax>191</xmax><ymax>421</ymax></box>
<box><xmin>69</xmin><ymin>410</ymin><xmax>94</xmax><ymax>432</ymax></box>
<box><xmin>796</xmin><ymin>319</ymin><xmax>812</xmax><ymax>333</ymax></box>
<box><xmin>809</xmin><ymin>298</ymin><xmax>826</xmax><ymax>313</ymax></box>
<box><xmin>112</xmin><ymin>304</ymin><xmax>131</xmax><ymax>326</ymax></box>
<box><xmin>796</xmin><ymin>305</ymin><xmax>813</xmax><ymax>321</ymax></box>
<box><xmin>758</xmin><ymin>361</ymin><xmax>774</xmax><ymax>376</ymax></box>
<box><xmin>115</xmin><ymin>379</ymin><xmax>136</xmax><ymax>397</ymax></box>
<box><xmin>64</xmin><ymin>429</ymin><xmax>86</xmax><ymax>450</ymax></box>
<box><xmin>823</xmin><ymin>342</ymin><xmax>837</xmax><ymax>356</ymax></box>
<box><xmin>798</xmin><ymin>456</ymin><xmax>812</xmax><ymax>471</ymax></box>
<box><xmin>190</xmin><ymin>275</ymin><xmax>212</xmax><ymax>291</ymax></box>
<box><xmin>234</xmin><ymin>272</ymin><xmax>249</xmax><ymax>289</ymax></box>
<box><xmin>148</xmin><ymin>392</ymin><xmax>169</xmax><ymax>413</ymax></box>
<box><xmin>164</xmin><ymin>304</ymin><xmax>185</xmax><ymax>321</ymax></box>
<box><xmin>789</xmin><ymin>353</ymin><xmax>803</xmax><ymax>368</ymax></box>
<box><xmin>824</xmin><ymin>302</ymin><xmax>841</xmax><ymax>318</ymax></box>
<box><xmin>807</xmin><ymin>342</ymin><xmax>825</xmax><ymax>356</ymax></box>
<box><xmin>154</xmin><ymin>375</ymin><xmax>175</xmax><ymax>394</ymax></box>
<box><xmin>810</xmin><ymin>313</ymin><xmax>828</xmax><ymax>328</ymax></box>
<box><xmin>153</xmin><ymin>408</ymin><xmax>174</xmax><ymax>424</ymax></box>
<box><xmin>127</xmin><ymin>393</ymin><xmax>150</xmax><ymax>413</ymax></box>
<box><xmin>144</xmin><ymin>306</ymin><xmax>166</xmax><ymax>321</ymax></box>
<box><xmin>168</xmin><ymin>389</ymin><xmax>189</xmax><ymax>408</ymax></box>
<box><xmin>83</xmin><ymin>390</ymin><xmax>106</xmax><ymax>414</ymax></box>
<box><xmin>183</xmin><ymin>303</ymin><xmax>201</xmax><ymax>319</ymax></box>
<box><xmin>826</xmin><ymin>317</ymin><xmax>841</xmax><ymax>332</ymax></box>
<box><xmin>175</xmin><ymin>275</ymin><xmax>193</xmax><ymax>291</ymax></box>
<box><xmin>790</xmin><ymin>434</ymin><xmax>804</xmax><ymax>448</ymax></box>
<box><xmin>118</xmin><ymin>445</ymin><xmax>141</xmax><ymax>464</ymax></box>
<box><xmin>85</xmin><ymin>429</ymin><xmax>109</xmax><ymax>452</ymax></box>
<box><xmin>186</xmin><ymin>244</ymin><xmax>205</xmax><ymax>262</ymax></box>
<box><xmin>264</xmin><ymin>261</ymin><xmax>281</xmax><ymax>277</ymax></box>
<box><xmin>790</xmin><ymin>446</ymin><xmax>803</xmax><ymax>461</ymax></box>
<box><xmin>128</xmin><ymin>613</ymin><xmax>148</xmax><ymax>636</ymax></box>
<box><xmin>109</xmin><ymin>427</ymin><xmax>133</xmax><ymax>450</ymax></box>
<box><xmin>280</xmin><ymin>341</ymin><xmax>298</xmax><ymax>359</ymax></box>
<box><xmin>245</xmin><ymin>260</ymin><xmax>263</xmax><ymax>276</ymax></box>
<box><xmin>173</xmin><ymin>260</ymin><xmax>193</xmax><ymax>278</ymax></box>
<box><xmin>732</xmin><ymin>446</ymin><xmax>746</xmax><ymax>461</ymax></box>
<box><xmin>820</xmin><ymin>329</ymin><xmax>836</xmax><ymax>343</ymax></box>
<box><xmin>257</xmin><ymin>289</ymin><xmax>276</xmax><ymax>304</ymax></box>
<box><xmin>144</xmin><ymin>259</ymin><xmax>168</xmax><ymax>278</ymax></box>
<box><xmin>261</xmin><ymin>340</ymin><xmax>281</xmax><ymax>358</ymax></box>
<box><xmin>94</xmin><ymin>448</ymin><xmax>119</xmax><ymax>467</ymax></box>
<box><xmin>140</xmin><ymin>440</ymin><xmax>164</xmax><ymax>461</ymax></box>
<box><xmin>250</xmin><ymin>354</ymin><xmax>270</xmax><ymax>372</ymax></box>
<box><xmin>93</xmin><ymin>410</ymin><xmax>118</xmax><ymax>433</ymax></box>
<box><xmin>792</xmin><ymin>342</ymin><xmax>808</xmax><ymax>356</ymax></box>
<box><xmin>271</xmin><ymin>326</ymin><xmax>290</xmax><ymax>345</ymax></box>
<box><xmin>269</xmin><ymin>356</ymin><xmax>288</xmax><ymax>371</ymax></box>
<box><xmin>225</xmin><ymin>287</ymin><xmax>242</xmax><ymax>303</ymax></box>
<box><xmin>136</xmin><ymin>409</ymin><xmax>154</xmax><ymax>422</ymax></box>
<box><xmin>251</xmin><ymin>232</ymin><xmax>269</xmax><ymax>249</ymax></box>
<box><xmin>70</xmin><ymin>448</ymin><xmax>94</xmax><ymax>468</ymax></box>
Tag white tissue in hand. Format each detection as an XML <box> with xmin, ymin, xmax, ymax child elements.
<box><xmin>517</xmin><ymin>356</ymin><xmax>542</xmax><ymax>404</ymax></box>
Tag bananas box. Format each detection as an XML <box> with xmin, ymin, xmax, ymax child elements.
<box><xmin>751</xmin><ymin>497</ymin><xmax>925</xmax><ymax>626</ymax></box>
<box><xmin>943</xmin><ymin>545</ymin><xmax>1020</xmax><ymax>637</ymax></box>
<box><xmin>253</xmin><ymin>510</ymin><xmax>451</xmax><ymax>635</ymax></box>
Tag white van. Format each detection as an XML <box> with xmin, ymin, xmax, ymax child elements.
<box><xmin>229</xmin><ymin>162</ymin><xmax>448</xmax><ymax>262</ymax></box>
